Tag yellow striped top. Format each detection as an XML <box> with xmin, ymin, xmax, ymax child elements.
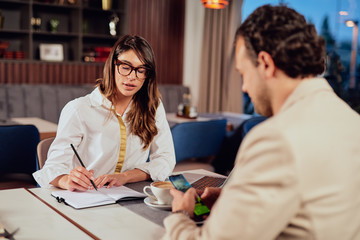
<box><xmin>114</xmin><ymin>114</ymin><xmax>127</xmax><ymax>173</ymax></box>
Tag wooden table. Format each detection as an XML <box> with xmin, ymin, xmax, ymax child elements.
<box><xmin>11</xmin><ymin>117</ymin><xmax>57</xmax><ymax>140</ymax></box>
<box><xmin>0</xmin><ymin>188</ymin><xmax>91</xmax><ymax>239</ymax></box>
<box><xmin>167</xmin><ymin>112</ymin><xmax>252</xmax><ymax>131</ymax></box>
<box><xmin>0</xmin><ymin>169</ymin><xmax>224</xmax><ymax>239</ymax></box>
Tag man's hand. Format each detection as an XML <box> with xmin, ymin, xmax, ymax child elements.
<box><xmin>200</xmin><ymin>187</ymin><xmax>222</xmax><ymax>209</ymax></box>
<box><xmin>170</xmin><ymin>188</ymin><xmax>198</xmax><ymax>218</ymax></box>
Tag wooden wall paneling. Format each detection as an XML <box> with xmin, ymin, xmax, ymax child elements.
<box><xmin>68</xmin><ymin>64</ymin><xmax>73</xmax><ymax>84</ymax></box>
<box><xmin>54</xmin><ymin>64</ymin><xmax>60</xmax><ymax>84</ymax></box>
<box><xmin>6</xmin><ymin>63</ymin><xmax>12</xmax><ymax>84</ymax></box>
<box><xmin>0</xmin><ymin>61</ymin><xmax>105</xmax><ymax>85</ymax></box>
<box><xmin>47</xmin><ymin>64</ymin><xmax>53</xmax><ymax>84</ymax></box>
<box><xmin>0</xmin><ymin>62</ymin><xmax>5</xmax><ymax>83</ymax></box>
<box><xmin>80</xmin><ymin>64</ymin><xmax>84</xmax><ymax>84</ymax></box>
<box><xmin>28</xmin><ymin>62</ymin><xmax>33</xmax><ymax>84</ymax></box>
<box><xmin>13</xmin><ymin>63</ymin><xmax>19</xmax><ymax>84</ymax></box>
<box><xmin>20</xmin><ymin>63</ymin><xmax>27</xmax><ymax>84</ymax></box>
<box><xmin>128</xmin><ymin>0</ymin><xmax>185</xmax><ymax>85</ymax></box>
<box><xmin>61</xmin><ymin>64</ymin><xmax>67</xmax><ymax>84</ymax></box>
<box><xmin>41</xmin><ymin>63</ymin><xmax>47</xmax><ymax>84</ymax></box>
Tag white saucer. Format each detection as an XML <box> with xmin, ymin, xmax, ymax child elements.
<box><xmin>144</xmin><ymin>197</ymin><xmax>172</xmax><ymax>210</ymax></box>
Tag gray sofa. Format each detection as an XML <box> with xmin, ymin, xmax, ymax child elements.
<box><xmin>0</xmin><ymin>84</ymin><xmax>189</xmax><ymax>123</ymax></box>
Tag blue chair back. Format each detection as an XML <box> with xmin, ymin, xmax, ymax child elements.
<box><xmin>0</xmin><ymin>125</ymin><xmax>40</xmax><ymax>175</ymax></box>
<box><xmin>241</xmin><ymin>116</ymin><xmax>267</xmax><ymax>138</ymax></box>
<box><xmin>171</xmin><ymin>119</ymin><xmax>227</xmax><ymax>163</ymax></box>
<box><xmin>212</xmin><ymin>115</ymin><xmax>267</xmax><ymax>175</ymax></box>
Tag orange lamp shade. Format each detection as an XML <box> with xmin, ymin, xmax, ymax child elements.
<box><xmin>201</xmin><ymin>0</ymin><xmax>229</xmax><ymax>9</ymax></box>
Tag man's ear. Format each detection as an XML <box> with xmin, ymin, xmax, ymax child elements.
<box><xmin>258</xmin><ymin>51</ymin><xmax>275</xmax><ymax>78</ymax></box>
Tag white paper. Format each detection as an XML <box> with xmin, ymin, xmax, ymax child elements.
<box><xmin>52</xmin><ymin>185</ymin><xmax>146</xmax><ymax>209</ymax></box>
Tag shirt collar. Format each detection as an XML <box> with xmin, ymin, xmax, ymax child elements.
<box><xmin>89</xmin><ymin>87</ymin><xmax>133</xmax><ymax>116</ymax></box>
<box><xmin>90</xmin><ymin>87</ymin><xmax>113</xmax><ymax>110</ymax></box>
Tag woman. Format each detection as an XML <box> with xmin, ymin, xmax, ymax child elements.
<box><xmin>33</xmin><ymin>35</ymin><xmax>175</xmax><ymax>191</ymax></box>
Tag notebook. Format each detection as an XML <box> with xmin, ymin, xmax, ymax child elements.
<box><xmin>191</xmin><ymin>176</ymin><xmax>227</xmax><ymax>191</ymax></box>
<box><xmin>51</xmin><ymin>185</ymin><xmax>146</xmax><ymax>209</ymax></box>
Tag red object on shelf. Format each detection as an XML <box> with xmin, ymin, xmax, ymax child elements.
<box><xmin>83</xmin><ymin>47</ymin><xmax>112</xmax><ymax>62</ymax></box>
<box><xmin>0</xmin><ymin>42</ymin><xmax>10</xmax><ymax>58</ymax></box>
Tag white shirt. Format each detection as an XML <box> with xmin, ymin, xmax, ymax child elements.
<box><xmin>33</xmin><ymin>87</ymin><xmax>176</xmax><ymax>187</ymax></box>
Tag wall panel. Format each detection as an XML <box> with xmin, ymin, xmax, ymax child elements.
<box><xmin>128</xmin><ymin>0</ymin><xmax>185</xmax><ymax>85</ymax></box>
<box><xmin>0</xmin><ymin>61</ymin><xmax>102</xmax><ymax>85</ymax></box>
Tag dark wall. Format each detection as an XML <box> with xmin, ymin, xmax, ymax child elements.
<box><xmin>128</xmin><ymin>0</ymin><xmax>185</xmax><ymax>85</ymax></box>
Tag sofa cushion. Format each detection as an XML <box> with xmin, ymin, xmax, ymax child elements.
<box><xmin>0</xmin><ymin>84</ymin><xmax>189</xmax><ymax>123</ymax></box>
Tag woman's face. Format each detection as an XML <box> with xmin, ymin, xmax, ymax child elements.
<box><xmin>114</xmin><ymin>50</ymin><xmax>147</xmax><ymax>99</ymax></box>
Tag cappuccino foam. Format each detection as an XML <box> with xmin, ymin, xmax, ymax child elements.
<box><xmin>153</xmin><ymin>181</ymin><xmax>173</xmax><ymax>189</ymax></box>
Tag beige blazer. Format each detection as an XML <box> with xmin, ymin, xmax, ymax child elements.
<box><xmin>163</xmin><ymin>78</ymin><xmax>360</xmax><ymax>240</ymax></box>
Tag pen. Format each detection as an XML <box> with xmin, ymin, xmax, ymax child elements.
<box><xmin>70</xmin><ymin>144</ymin><xmax>98</xmax><ymax>191</ymax></box>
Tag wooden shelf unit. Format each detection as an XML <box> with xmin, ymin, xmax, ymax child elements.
<box><xmin>0</xmin><ymin>0</ymin><xmax>128</xmax><ymax>62</ymax></box>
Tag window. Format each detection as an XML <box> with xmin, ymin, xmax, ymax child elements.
<box><xmin>242</xmin><ymin>0</ymin><xmax>360</xmax><ymax>114</ymax></box>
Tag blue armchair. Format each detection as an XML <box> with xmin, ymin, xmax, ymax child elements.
<box><xmin>0</xmin><ymin>125</ymin><xmax>40</xmax><ymax>189</ymax></box>
<box><xmin>171</xmin><ymin>119</ymin><xmax>227</xmax><ymax>163</ymax></box>
<box><xmin>212</xmin><ymin>116</ymin><xmax>267</xmax><ymax>175</ymax></box>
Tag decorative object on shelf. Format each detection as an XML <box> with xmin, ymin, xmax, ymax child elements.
<box><xmin>82</xmin><ymin>46</ymin><xmax>111</xmax><ymax>62</ymax></box>
<box><xmin>0</xmin><ymin>42</ymin><xmax>10</xmax><ymax>58</ymax></box>
<box><xmin>0</xmin><ymin>10</ymin><xmax>4</xmax><ymax>30</ymax></box>
<box><xmin>83</xmin><ymin>19</ymin><xmax>88</xmax><ymax>34</ymax></box>
<box><xmin>177</xmin><ymin>93</ymin><xmax>198</xmax><ymax>119</ymax></box>
<box><xmin>102</xmin><ymin>0</ymin><xmax>112</xmax><ymax>10</ymax></box>
<box><xmin>201</xmin><ymin>0</ymin><xmax>229</xmax><ymax>9</ymax></box>
<box><xmin>39</xmin><ymin>43</ymin><xmax>64</xmax><ymax>61</ymax></box>
<box><xmin>48</xmin><ymin>18</ymin><xmax>60</xmax><ymax>33</ymax></box>
<box><xmin>67</xmin><ymin>0</ymin><xmax>76</xmax><ymax>4</ymax></box>
<box><xmin>2</xmin><ymin>50</ymin><xmax>25</xmax><ymax>60</ymax></box>
<box><xmin>31</xmin><ymin>17</ymin><xmax>42</xmax><ymax>32</ymax></box>
<box><xmin>109</xmin><ymin>13</ymin><xmax>119</xmax><ymax>36</ymax></box>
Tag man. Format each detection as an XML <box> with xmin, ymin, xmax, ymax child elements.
<box><xmin>162</xmin><ymin>5</ymin><xmax>360</xmax><ymax>240</ymax></box>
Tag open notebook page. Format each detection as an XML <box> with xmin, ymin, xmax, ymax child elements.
<box><xmin>52</xmin><ymin>185</ymin><xmax>146</xmax><ymax>209</ymax></box>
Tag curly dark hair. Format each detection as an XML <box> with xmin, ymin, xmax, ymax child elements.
<box><xmin>235</xmin><ymin>5</ymin><xmax>325</xmax><ymax>78</ymax></box>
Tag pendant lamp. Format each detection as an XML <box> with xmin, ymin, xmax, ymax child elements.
<box><xmin>201</xmin><ymin>0</ymin><xmax>229</xmax><ymax>9</ymax></box>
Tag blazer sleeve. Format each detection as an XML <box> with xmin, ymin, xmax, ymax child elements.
<box><xmin>163</xmin><ymin>124</ymin><xmax>301</xmax><ymax>240</ymax></box>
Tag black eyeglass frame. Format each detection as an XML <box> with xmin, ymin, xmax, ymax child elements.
<box><xmin>114</xmin><ymin>60</ymin><xmax>150</xmax><ymax>80</ymax></box>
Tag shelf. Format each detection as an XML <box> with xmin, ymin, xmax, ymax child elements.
<box><xmin>0</xmin><ymin>0</ymin><xmax>29</xmax><ymax>6</ymax></box>
<box><xmin>33</xmin><ymin>31</ymin><xmax>78</xmax><ymax>38</ymax></box>
<box><xmin>0</xmin><ymin>0</ymin><xmax>128</xmax><ymax>63</ymax></box>
<box><xmin>82</xmin><ymin>33</ymin><xmax>118</xmax><ymax>40</ymax></box>
<box><xmin>32</xmin><ymin>2</ymin><xmax>79</xmax><ymax>9</ymax></box>
<box><xmin>0</xmin><ymin>29</ymin><xmax>29</xmax><ymax>35</ymax></box>
<box><xmin>82</xmin><ymin>7</ymin><xmax>125</xmax><ymax>14</ymax></box>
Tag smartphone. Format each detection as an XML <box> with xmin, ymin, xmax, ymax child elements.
<box><xmin>169</xmin><ymin>174</ymin><xmax>210</xmax><ymax>219</ymax></box>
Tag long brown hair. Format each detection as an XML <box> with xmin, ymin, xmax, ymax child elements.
<box><xmin>96</xmin><ymin>35</ymin><xmax>160</xmax><ymax>149</ymax></box>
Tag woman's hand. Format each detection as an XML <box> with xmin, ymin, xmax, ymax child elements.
<box><xmin>51</xmin><ymin>166</ymin><xmax>95</xmax><ymax>191</ymax></box>
<box><xmin>94</xmin><ymin>173</ymin><xmax>127</xmax><ymax>188</ymax></box>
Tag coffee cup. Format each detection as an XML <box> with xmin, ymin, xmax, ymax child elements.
<box><xmin>143</xmin><ymin>181</ymin><xmax>174</xmax><ymax>205</ymax></box>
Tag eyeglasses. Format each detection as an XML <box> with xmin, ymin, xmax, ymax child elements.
<box><xmin>115</xmin><ymin>60</ymin><xmax>148</xmax><ymax>80</ymax></box>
